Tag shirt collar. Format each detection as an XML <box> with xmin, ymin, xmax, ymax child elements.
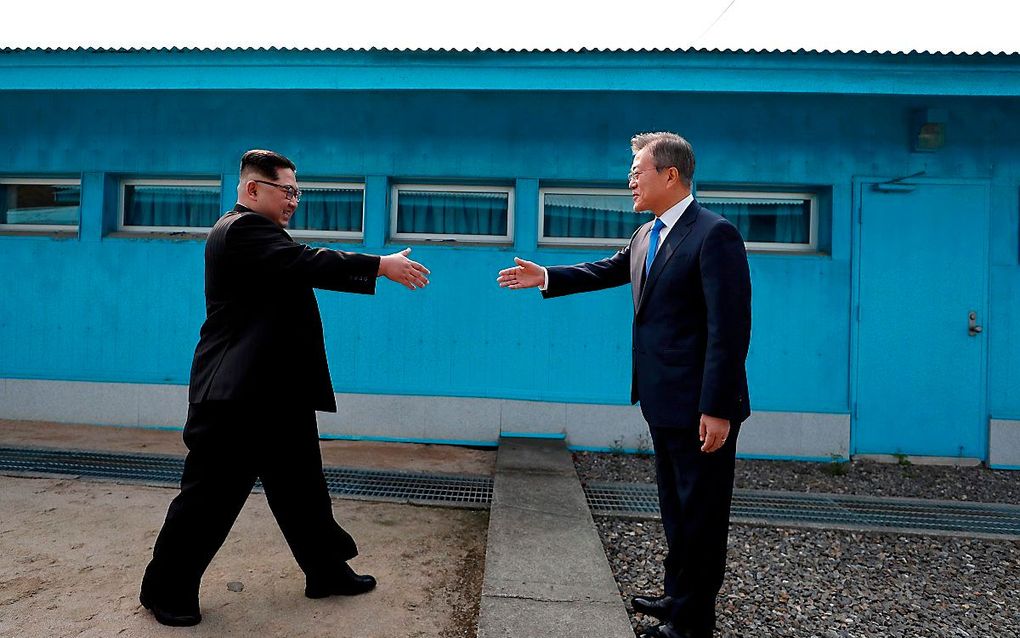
<box><xmin>656</xmin><ymin>193</ymin><xmax>694</xmax><ymax>229</ymax></box>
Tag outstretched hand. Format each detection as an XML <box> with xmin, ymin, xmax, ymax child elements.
<box><xmin>379</xmin><ymin>248</ymin><xmax>430</xmax><ymax>290</ymax></box>
<box><xmin>497</xmin><ymin>257</ymin><xmax>545</xmax><ymax>289</ymax></box>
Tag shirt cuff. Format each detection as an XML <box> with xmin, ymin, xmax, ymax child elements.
<box><xmin>539</xmin><ymin>267</ymin><xmax>549</xmax><ymax>291</ymax></box>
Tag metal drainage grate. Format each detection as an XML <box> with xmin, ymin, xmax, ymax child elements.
<box><xmin>0</xmin><ymin>446</ymin><xmax>492</xmax><ymax>509</ymax></box>
<box><xmin>321</xmin><ymin>467</ymin><xmax>491</xmax><ymax>507</ymax></box>
<box><xmin>585</xmin><ymin>482</ymin><xmax>1020</xmax><ymax>539</ymax></box>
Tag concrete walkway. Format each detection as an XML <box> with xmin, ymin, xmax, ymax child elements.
<box><xmin>477</xmin><ymin>437</ymin><xmax>633</xmax><ymax>638</ymax></box>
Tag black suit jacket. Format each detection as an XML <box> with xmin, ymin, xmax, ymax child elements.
<box><xmin>188</xmin><ymin>205</ymin><xmax>381</xmax><ymax>412</ymax></box>
<box><xmin>543</xmin><ymin>200</ymin><xmax>752</xmax><ymax>428</ymax></box>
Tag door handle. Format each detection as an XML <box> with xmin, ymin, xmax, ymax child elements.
<box><xmin>968</xmin><ymin>311</ymin><xmax>983</xmax><ymax>336</ymax></box>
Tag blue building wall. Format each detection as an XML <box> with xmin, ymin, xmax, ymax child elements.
<box><xmin>1</xmin><ymin>86</ymin><xmax>1018</xmax><ymax>452</ymax></box>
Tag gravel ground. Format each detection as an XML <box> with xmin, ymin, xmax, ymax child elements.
<box><xmin>573</xmin><ymin>452</ymin><xmax>1020</xmax><ymax>504</ymax></box>
<box><xmin>598</xmin><ymin>517</ymin><xmax>1020</xmax><ymax>638</ymax></box>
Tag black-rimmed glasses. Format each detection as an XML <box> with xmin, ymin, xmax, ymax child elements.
<box><xmin>253</xmin><ymin>180</ymin><xmax>302</xmax><ymax>202</ymax></box>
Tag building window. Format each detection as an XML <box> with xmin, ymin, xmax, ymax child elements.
<box><xmin>0</xmin><ymin>179</ymin><xmax>81</xmax><ymax>230</ymax></box>
<box><xmin>539</xmin><ymin>187</ymin><xmax>648</xmax><ymax>246</ymax></box>
<box><xmin>287</xmin><ymin>182</ymin><xmax>364</xmax><ymax>240</ymax></box>
<box><xmin>699</xmin><ymin>190</ymin><xmax>817</xmax><ymax>251</ymax></box>
<box><xmin>120</xmin><ymin>179</ymin><xmax>221</xmax><ymax>231</ymax></box>
<box><xmin>391</xmin><ymin>184</ymin><xmax>513</xmax><ymax>243</ymax></box>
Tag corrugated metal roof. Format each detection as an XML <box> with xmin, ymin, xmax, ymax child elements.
<box><xmin>3</xmin><ymin>46</ymin><xmax>1016</xmax><ymax>97</ymax></box>
<box><xmin>1</xmin><ymin>47</ymin><xmax>1017</xmax><ymax>56</ymax></box>
<box><xmin>2</xmin><ymin>0</ymin><xmax>1017</xmax><ymax>57</ymax></box>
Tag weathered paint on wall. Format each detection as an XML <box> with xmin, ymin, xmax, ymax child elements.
<box><xmin>1</xmin><ymin>86</ymin><xmax>1018</xmax><ymax>453</ymax></box>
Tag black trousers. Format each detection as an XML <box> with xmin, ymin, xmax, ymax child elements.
<box><xmin>649</xmin><ymin>423</ymin><xmax>740</xmax><ymax>636</ymax></box>
<box><xmin>141</xmin><ymin>401</ymin><xmax>357</xmax><ymax>603</ymax></box>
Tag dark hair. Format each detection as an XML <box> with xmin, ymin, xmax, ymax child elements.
<box><xmin>239</xmin><ymin>149</ymin><xmax>296</xmax><ymax>180</ymax></box>
<box><xmin>630</xmin><ymin>132</ymin><xmax>695</xmax><ymax>186</ymax></box>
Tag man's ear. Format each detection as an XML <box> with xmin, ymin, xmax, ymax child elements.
<box><xmin>244</xmin><ymin>180</ymin><xmax>258</xmax><ymax>199</ymax></box>
<box><xmin>666</xmin><ymin>166</ymin><xmax>681</xmax><ymax>186</ymax></box>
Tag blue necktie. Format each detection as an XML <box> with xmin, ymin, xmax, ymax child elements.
<box><xmin>645</xmin><ymin>218</ymin><xmax>665</xmax><ymax>275</ymax></box>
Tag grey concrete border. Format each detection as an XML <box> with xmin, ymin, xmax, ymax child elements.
<box><xmin>0</xmin><ymin>379</ymin><xmax>187</xmax><ymax>426</ymax></box>
<box><xmin>989</xmin><ymin>419</ymin><xmax>1020</xmax><ymax>468</ymax></box>
<box><xmin>2</xmin><ymin>378</ymin><xmax>852</xmax><ymax>457</ymax></box>
<box><xmin>738</xmin><ymin>411</ymin><xmax>850</xmax><ymax>459</ymax></box>
<box><xmin>854</xmin><ymin>454</ymin><xmax>982</xmax><ymax>467</ymax></box>
<box><xmin>477</xmin><ymin>437</ymin><xmax>633</xmax><ymax>638</ymax></box>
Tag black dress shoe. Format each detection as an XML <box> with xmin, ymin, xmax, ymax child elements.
<box><xmin>305</xmin><ymin>563</ymin><xmax>377</xmax><ymax>599</ymax></box>
<box><xmin>632</xmin><ymin>594</ymin><xmax>675</xmax><ymax>620</ymax></box>
<box><xmin>639</xmin><ymin>622</ymin><xmax>686</xmax><ymax>638</ymax></box>
<box><xmin>139</xmin><ymin>590</ymin><xmax>202</xmax><ymax>627</ymax></box>
<box><xmin>643</xmin><ymin>623</ymin><xmax>713</xmax><ymax>638</ymax></box>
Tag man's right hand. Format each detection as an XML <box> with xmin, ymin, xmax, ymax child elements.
<box><xmin>497</xmin><ymin>257</ymin><xmax>545</xmax><ymax>289</ymax></box>
<box><xmin>378</xmin><ymin>248</ymin><xmax>430</xmax><ymax>290</ymax></box>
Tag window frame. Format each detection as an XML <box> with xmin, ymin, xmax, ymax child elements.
<box><xmin>118</xmin><ymin>178</ymin><xmax>222</xmax><ymax>233</ymax></box>
<box><xmin>390</xmin><ymin>183</ymin><xmax>514</xmax><ymax>244</ymax></box>
<box><xmin>0</xmin><ymin>177</ymin><xmax>82</xmax><ymax>232</ymax></box>
<box><xmin>538</xmin><ymin>186</ymin><xmax>641</xmax><ymax>247</ymax></box>
<box><xmin>286</xmin><ymin>181</ymin><xmax>366</xmax><ymax>241</ymax></box>
<box><xmin>697</xmin><ymin>189</ymin><xmax>819</xmax><ymax>252</ymax></box>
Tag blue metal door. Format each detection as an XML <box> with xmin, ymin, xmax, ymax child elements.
<box><xmin>854</xmin><ymin>181</ymin><xmax>989</xmax><ymax>458</ymax></box>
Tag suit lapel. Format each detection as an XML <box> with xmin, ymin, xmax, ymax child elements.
<box><xmin>631</xmin><ymin>221</ymin><xmax>652</xmax><ymax>310</ymax></box>
<box><xmin>636</xmin><ymin>201</ymin><xmax>701</xmax><ymax>315</ymax></box>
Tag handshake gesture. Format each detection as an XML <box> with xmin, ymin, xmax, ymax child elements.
<box><xmin>378</xmin><ymin>252</ymin><xmax>547</xmax><ymax>292</ymax></box>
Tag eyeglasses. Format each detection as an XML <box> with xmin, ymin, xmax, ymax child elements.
<box><xmin>627</xmin><ymin>166</ymin><xmax>664</xmax><ymax>182</ymax></box>
<box><xmin>253</xmin><ymin>180</ymin><xmax>302</xmax><ymax>202</ymax></box>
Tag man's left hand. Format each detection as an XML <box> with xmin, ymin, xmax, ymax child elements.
<box><xmin>699</xmin><ymin>414</ymin><xmax>730</xmax><ymax>453</ymax></box>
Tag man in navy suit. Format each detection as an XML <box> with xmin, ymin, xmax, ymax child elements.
<box><xmin>498</xmin><ymin>132</ymin><xmax>751</xmax><ymax>638</ymax></box>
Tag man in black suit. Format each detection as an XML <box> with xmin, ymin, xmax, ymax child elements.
<box><xmin>498</xmin><ymin>132</ymin><xmax>751</xmax><ymax>638</ymax></box>
<box><xmin>140</xmin><ymin>149</ymin><xmax>431</xmax><ymax>627</ymax></box>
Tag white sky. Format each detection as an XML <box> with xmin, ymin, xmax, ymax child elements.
<box><xmin>2</xmin><ymin>0</ymin><xmax>1018</xmax><ymax>54</ymax></box>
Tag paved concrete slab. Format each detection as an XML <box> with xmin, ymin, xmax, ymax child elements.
<box><xmin>477</xmin><ymin>437</ymin><xmax>633</xmax><ymax>638</ymax></box>
<box><xmin>478</xmin><ymin>597</ymin><xmax>632</xmax><ymax>637</ymax></box>
<box><xmin>493</xmin><ymin>436</ymin><xmax>577</xmax><ymax>476</ymax></box>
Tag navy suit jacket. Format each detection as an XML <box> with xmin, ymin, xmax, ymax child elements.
<box><xmin>188</xmin><ymin>205</ymin><xmax>381</xmax><ymax>412</ymax></box>
<box><xmin>543</xmin><ymin>199</ymin><xmax>752</xmax><ymax>428</ymax></box>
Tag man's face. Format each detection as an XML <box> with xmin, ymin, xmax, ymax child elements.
<box><xmin>628</xmin><ymin>147</ymin><xmax>671</xmax><ymax>216</ymax></box>
<box><xmin>252</xmin><ymin>168</ymin><xmax>299</xmax><ymax>228</ymax></box>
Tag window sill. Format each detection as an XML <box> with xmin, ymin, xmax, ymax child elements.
<box><xmin>391</xmin><ymin>236</ymin><xmax>514</xmax><ymax>247</ymax></box>
<box><xmin>0</xmin><ymin>228</ymin><xmax>78</xmax><ymax>239</ymax></box>
<box><xmin>107</xmin><ymin>230</ymin><xmax>209</xmax><ymax>241</ymax></box>
<box><xmin>747</xmin><ymin>249</ymin><xmax>831</xmax><ymax>258</ymax></box>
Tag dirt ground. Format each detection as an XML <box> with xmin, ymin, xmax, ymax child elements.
<box><xmin>0</xmin><ymin>475</ymin><xmax>488</xmax><ymax>638</ymax></box>
<box><xmin>0</xmin><ymin>420</ymin><xmax>496</xmax><ymax>476</ymax></box>
<box><xmin>0</xmin><ymin>421</ymin><xmax>494</xmax><ymax>637</ymax></box>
